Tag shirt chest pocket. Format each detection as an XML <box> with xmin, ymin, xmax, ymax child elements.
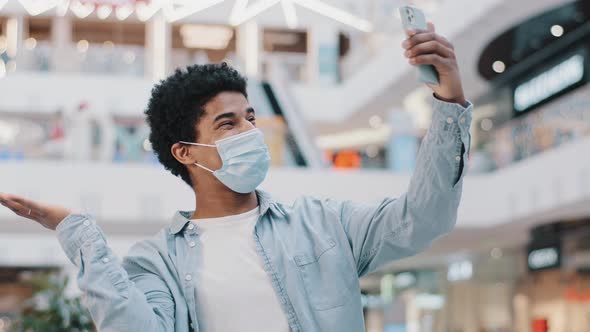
<box><xmin>293</xmin><ymin>237</ymin><xmax>356</xmax><ymax>311</ymax></box>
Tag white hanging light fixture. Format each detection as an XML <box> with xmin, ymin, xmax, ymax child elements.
<box><xmin>230</xmin><ymin>0</ymin><xmax>372</xmax><ymax>32</ymax></box>
<box><xmin>96</xmin><ymin>4</ymin><xmax>113</xmax><ymax>20</ymax></box>
<box><xmin>18</xmin><ymin>0</ymin><xmax>61</xmax><ymax>16</ymax></box>
<box><xmin>136</xmin><ymin>1</ymin><xmax>161</xmax><ymax>21</ymax></box>
<box><xmin>70</xmin><ymin>0</ymin><xmax>94</xmax><ymax>18</ymax></box>
<box><xmin>115</xmin><ymin>4</ymin><xmax>134</xmax><ymax>20</ymax></box>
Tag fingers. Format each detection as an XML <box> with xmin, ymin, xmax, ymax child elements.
<box><xmin>402</xmin><ymin>31</ymin><xmax>454</xmax><ymax>52</ymax></box>
<box><xmin>0</xmin><ymin>193</ymin><xmax>41</xmax><ymax>220</ymax></box>
<box><xmin>409</xmin><ymin>53</ymin><xmax>449</xmax><ymax>67</ymax></box>
<box><xmin>10</xmin><ymin>195</ymin><xmax>43</xmax><ymax>213</ymax></box>
<box><xmin>404</xmin><ymin>40</ymin><xmax>453</xmax><ymax>59</ymax></box>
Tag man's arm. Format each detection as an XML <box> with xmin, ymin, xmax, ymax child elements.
<box><xmin>327</xmin><ymin>23</ymin><xmax>472</xmax><ymax>277</ymax></box>
<box><xmin>56</xmin><ymin>214</ymin><xmax>175</xmax><ymax>332</ymax></box>
<box><xmin>329</xmin><ymin>97</ymin><xmax>472</xmax><ymax>276</ymax></box>
<box><xmin>0</xmin><ymin>195</ymin><xmax>175</xmax><ymax>331</ymax></box>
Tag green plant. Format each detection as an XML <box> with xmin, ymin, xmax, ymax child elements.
<box><xmin>12</xmin><ymin>272</ymin><xmax>94</xmax><ymax>332</ymax></box>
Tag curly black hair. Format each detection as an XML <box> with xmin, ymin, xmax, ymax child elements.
<box><xmin>145</xmin><ymin>62</ymin><xmax>248</xmax><ymax>187</ymax></box>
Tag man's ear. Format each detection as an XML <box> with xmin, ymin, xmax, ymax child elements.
<box><xmin>171</xmin><ymin>143</ymin><xmax>196</xmax><ymax>165</ymax></box>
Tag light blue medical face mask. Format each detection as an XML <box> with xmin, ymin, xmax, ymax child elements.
<box><xmin>179</xmin><ymin>128</ymin><xmax>271</xmax><ymax>194</ymax></box>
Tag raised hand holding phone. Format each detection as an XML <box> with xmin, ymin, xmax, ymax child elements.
<box><xmin>400</xmin><ymin>6</ymin><xmax>466</xmax><ymax>106</ymax></box>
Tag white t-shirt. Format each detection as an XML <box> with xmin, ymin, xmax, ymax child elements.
<box><xmin>191</xmin><ymin>207</ymin><xmax>290</xmax><ymax>332</ymax></box>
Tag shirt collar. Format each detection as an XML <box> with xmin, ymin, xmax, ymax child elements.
<box><xmin>168</xmin><ymin>189</ymin><xmax>275</xmax><ymax>235</ymax></box>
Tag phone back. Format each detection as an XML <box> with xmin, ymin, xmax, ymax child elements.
<box><xmin>399</xmin><ymin>6</ymin><xmax>439</xmax><ymax>85</ymax></box>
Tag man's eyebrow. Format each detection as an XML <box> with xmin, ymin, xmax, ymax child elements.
<box><xmin>213</xmin><ymin>112</ymin><xmax>236</xmax><ymax>123</ymax></box>
<box><xmin>212</xmin><ymin>107</ymin><xmax>255</xmax><ymax>123</ymax></box>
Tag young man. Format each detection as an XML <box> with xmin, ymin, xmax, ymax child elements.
<box><xmin>1</xmin><ymin>24</ymin><xmax>472</xmax><ymax>332</ymax></box>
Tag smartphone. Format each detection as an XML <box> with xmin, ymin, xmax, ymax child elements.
<box><xmin>399</xmin><ymin>5</ymin><xmax>440</xmax><ymax>85</ymax></box>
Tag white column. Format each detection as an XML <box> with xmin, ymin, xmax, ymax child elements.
<box><xmin>5</xmin><ymin>16</ymin><xmax>24</xmax><ymax>64</ymax></box>
<box><xmin>306</xmin><ymin>24</ymin><xmax>339</xmax><ymax>85</ymax></box>
<box><xmin>235</xmin><ymin>21</ymin><xmax>261</xmax><ymax>77</ymax></box>
<box><xmin>51</xmin><ymin>16</ymin><xmax>72</xmax><ymax>72</ymax></box>
<box><xmin>145</xmin><ymin>12</ymin><xmax>171</xmax><ymax>80</ymax></box>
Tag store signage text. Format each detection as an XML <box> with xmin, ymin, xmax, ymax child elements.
<box><xmin>514</xmin><ymin>54</ymin><xmax>585</xmax><ymax>112</ymax></box>
<box><xmin>528</xmin><ymin>247</ymin><xmax>560</xmax><ymax>270</ymax></box>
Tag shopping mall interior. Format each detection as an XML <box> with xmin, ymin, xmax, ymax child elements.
<box><xmin>0</xmin><ymin>0</ymin><xmax>589</xmax><ymax>331</ymax></box>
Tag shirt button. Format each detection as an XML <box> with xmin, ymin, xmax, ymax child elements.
<box><xmin>455</xmin><ymin>156</ymin><xmax>461</xmax><ymax>161</ymax></box>
<box><xmin>187</xmin><ymin>224</ymin><xmax>194</xmax><ymax>230</ymax></box>
<box><xmin>102</xmin><ymin>257</ymin><xmax>110</xmax><ymax>263</ymax></box>
<box><xmin>446</xmin><ymin>117</ymin><xmax>454</xmax><ymax>124</ymax></box>
<box><xmin>459</xmin><ymin>118</ymin><xmax>465</xmax><ymax>124</ymax></box>
<box><xmin>185</xmin><ymin>274</ymin><xmax>192</xmax><ymax>281</ymax></box>
<box><xmin>189</xmin><ymin>241</ymin><xmax>196</xmax><ymax>248</ymax></box>
<box><xmin>83</xmin><ymin>220</ymin><xmax>91</xmax><ymax>226</ymax></box>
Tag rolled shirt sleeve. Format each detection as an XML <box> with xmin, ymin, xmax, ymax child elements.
<box><xmin>332</xmin><ymin>96</ymin><xmax>473</xmax><ymax>276</ymax></box>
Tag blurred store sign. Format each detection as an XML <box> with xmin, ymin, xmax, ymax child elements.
<box><xmin>527</xmin><ymin>246</ymin><xmax>561</xmax><ymax>271</ymax></box>
<box><xmin>447</xmin><ymin>260</ymin><xmax>472</xmax><ymax>282</ymax></box>
<box><xmin>514</xmin><ymin>53</ymin><xmax>586</xmax><ymax>113</ymax></box>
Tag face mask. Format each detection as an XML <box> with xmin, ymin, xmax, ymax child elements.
<box><xmin>179</xmin><ymin>128</ymin><xmax>271</xmax><ymax>194</ymax></box>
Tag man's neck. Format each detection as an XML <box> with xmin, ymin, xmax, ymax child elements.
<box><xmin>191</xmin><ymin>188</ymin><xmax>258</xmax><ymax>219</ymax></box>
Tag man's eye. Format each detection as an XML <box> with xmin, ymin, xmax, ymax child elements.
<box><xmin>220</xmin><ymin>122</ymin><xmax>233</xmax><ymax>128</ymax></box>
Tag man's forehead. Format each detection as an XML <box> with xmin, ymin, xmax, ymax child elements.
<box><xmin>203</xmin><ymin>92</ymin><xmax>249</xmax><ymax>115</ymax></box>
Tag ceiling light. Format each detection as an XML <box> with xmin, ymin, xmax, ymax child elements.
<box><xmin>369</xmin><ymin>115</ymin><xmax>383</xmax><ymax>129</ymax></box>
<box><xmin>96</xmin><ymin>4</ymin><xmax>112</xmax><ymax>20</ymax></box>
<box><xmin>365</xmin><ymin>145</ymin><xmax>379</xmax><ymax>158</ymax></box>
<box><xmin>115</xmin><ymin>4</ymin><xmax>134</xmax><ymax>20</ymax></box>
<box><xmin>77</xmin><ymin>40</ymin><xmax>89</xmax><ymax>53</ymax></box>
<box><xmin>24</xmin><ymin>37</ymin><xmax>37</xmax><ymax>50</ymax></box>
<box><xmin>480</xmin><ymin>118</ymin><xmax>493</xmax><ymax>131</ymax></box>
<box><xmin>123</xmin><ymin>51</ymin><xmax>136</xmax><ymax>64</ymax></box>
<box><xmin>490</xmin><ymin>247</ymin><xmax>503</xmax><ymax>259</ymax></box>
<box><xmin>293</xmin><ymin>0</ymin><xmax>373</xmax><ymax>32</ymax></box>
<box><xmin>281</xmin><ymin>0</ymin><xmax>298</xmax><ymax>29</ymax></box>
<box><xmin>70</xmin><ymin>0</ymin><xmax>94</xmax><ymax>18</ymax></box>
<box><xmin>18</xmin><ymin>0</ymin><xmax>60</xmax><ymax>16</ymax></box>
<box><xmin>136</xmin><ymin>1</ymin><xmax>160</xmax><ymax>22</ymax></box>
<box><xmin>550</xmin><ymin>24</ymin><xmax>564</xmax><ymax>37</ymax></box>
<box><xmin>103</xmin><ymin>41</ymin><xmax>114</xmax><ymax>49</ymax></box>
<box><xmin>492</xmin><ymin>60</ymin><xmax>505</xmax><ymax>73</ymax></box>
<box><xmin>180</xmin><ymin>24</ymin><xmax>234</xmax><ymax>49</ymax></box>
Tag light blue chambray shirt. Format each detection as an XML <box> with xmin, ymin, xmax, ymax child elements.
<box><xmin>56</xmin><ymin>97</ymin><xmax>472</xmax><ymax>332</ymax></box>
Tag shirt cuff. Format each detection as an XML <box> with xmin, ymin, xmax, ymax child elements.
<box><xmin>56</xmin><ymin>213</ymin><xmax>102</xmax><ymax>266</ymax></box>
<box><xmin>429</xmin><ymin>95</ymin><xmax>473</xmax><ymax>150</ymax></box>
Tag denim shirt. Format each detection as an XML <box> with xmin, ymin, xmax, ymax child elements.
<box><xmin>56</xmin><ymin>97</ymin><xmax>472</xmax><ymax>332</ymax></box>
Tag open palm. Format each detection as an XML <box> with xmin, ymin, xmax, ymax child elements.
<box><xmin>0</xmin><ymin>193</ymin><xmax>71</xmax><ymax>230</ymax></box>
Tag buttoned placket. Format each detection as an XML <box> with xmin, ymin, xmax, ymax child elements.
<box><xmin>183</xmin><ymin>222</ymin><xmax>200</xmax><ymax>332</ymax></box>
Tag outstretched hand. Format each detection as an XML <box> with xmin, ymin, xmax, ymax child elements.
<box><xmin>0</xmin><ymin>193</ymin><xmax>71</xmax><ymax>230</ymax></box>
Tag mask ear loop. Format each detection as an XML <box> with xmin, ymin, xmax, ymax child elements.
<box><xmin>178</xmin><ymin>141</ymin><xmax>217</xmax><ymax>173</ymax></box>
<box><xmin>178</xmin><ymin>141</ymin><xmax>216</xmax><ymax>148</ymax></box>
